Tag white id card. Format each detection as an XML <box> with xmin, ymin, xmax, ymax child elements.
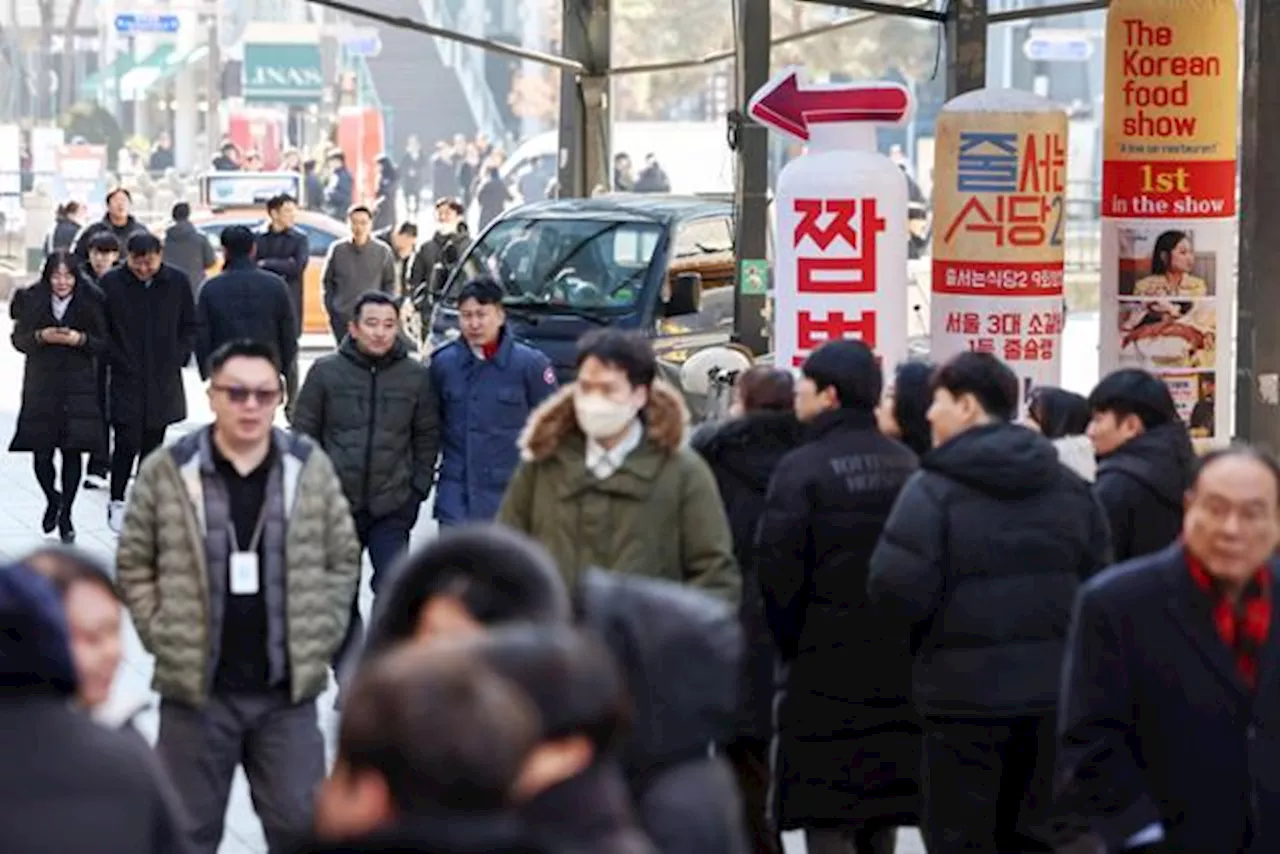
<box><xmin>229</xmin><ymin>551</ymin><xmax>260</xmax><ymax>596</ymax></box>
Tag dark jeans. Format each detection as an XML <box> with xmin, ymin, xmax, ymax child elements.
<box><xmin>156</xmin><ymin>689</ymin><xmax>325</xmax><ymax>854</ymax></box>
<box><xmin>333</xmin><ymin>498</ymin><xmax>421</xmax><ymax>684</ymax></box>
<box><xmin>724</xmin><ymin>737</ymin><xmax>780</xmax><ymax>854</ymax></box>
<box><xmin>922</xmin><ymin>715</ymin><xmax>1055</xmax><ymax>854</ymax></box>
<box><xmin>110</xmin><ymin>426</ymin><xmax>167</xmax><ymax>501</ymax></box>
<box><xmin>87</xmin><ymin>362</ymin><xmax>110</xmax><ymax>477</ymax></box>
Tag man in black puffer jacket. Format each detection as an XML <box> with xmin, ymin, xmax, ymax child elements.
<box><xmin>869</xmin><ymin>352</ymin><xmax>1112</xmax><ymax>854</ymax></box>
<box><xmin>1085</xmin><ymin>368</ymin><xmax>1195</xmax><ymax>562</ymax></box>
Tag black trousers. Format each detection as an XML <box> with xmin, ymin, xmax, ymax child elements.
<box><xmin>86</xmin><ymin>362</ymin><xmax>110</xmax><ymax>477</ymax></box>
<box><xmin>110</xmin><ymin>426</ymin><xmax>167</xmax><ymax>501</ymax></box>
<box><xmin>34</xmin><ymin>449</ymin><xmax>82</xmax><ymax>513</ymax></box>
<box><xmin>724</xmin><ymin>737</ymin><xmax>780</xmax><ymax>854</ymax></box>
<box><xmin>922</xmin><ymin>715</ymin><xmax>1055</xmax><ymax>854</ymax></box>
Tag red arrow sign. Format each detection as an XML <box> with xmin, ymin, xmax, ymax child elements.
<box><xmin>748</xmin><ymin>68</ymin><xmax>911</xmax><ymax>142</ymax></box>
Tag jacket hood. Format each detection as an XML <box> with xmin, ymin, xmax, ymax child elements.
<box><xmin>518</xmin><ymin>381</ymin><xmax>688</xmax><ymax>463</ymax></box>
<box><xmin>291</xmin><ymin>812</ymin><xmax>546</xmax><ymax>854</ymax></box>
<box><xmin>0</xmin><ymin>564</ymin><xmax>77</xmax><ymax>697</ymax></box>
<box><xmin>925</xmin><ymin>422</ymin><xmax>1062</xmax><ymax>498</ymax></box>
<box><xmin>1053</xmin><ymin>435</ymin><xmax>1097</xmax><ymax>482</ymax></box>
<box><xmin>690</xmin><ymin>411</ymin><xmax>805</xmax><ymax>493</ymax></box>
<box><xmin>339</xmin><ymin>333</ymin><xmax>410</xmax><ymax>366</ymax></box>
<box><xmin>1097</xmin><ymin>421</ymin><xmax>1195</xmax><ymax>508</ymax></box>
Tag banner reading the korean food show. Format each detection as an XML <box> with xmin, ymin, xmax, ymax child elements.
<box><xmin>931</xmin><ymin>89</ymin><xmax>1067</xmax><ymax>408</ymax></box>
<box><xmin>1100</xmin><ymin>0</ymin><xmax>1238</xmax><ymax>444</ymax></box>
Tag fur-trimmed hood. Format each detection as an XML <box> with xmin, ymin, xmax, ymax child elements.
<box><xmin>518</xmin><ymin>380</ymin><xmax>690</xmax><ymax>463</ymax></box>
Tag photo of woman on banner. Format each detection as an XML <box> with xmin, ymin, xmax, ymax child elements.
<box><xmin>1118</xmin><ymin>300</ymin><xmax>1216</xmax><ymax>369</ymax></box>
<box><xmin>1133</xmin><ymin>229</ymin><xmax>1209</xmax><ymax>297</ymax></box>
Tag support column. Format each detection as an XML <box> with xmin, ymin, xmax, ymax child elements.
<box><xmin>732</xmin><ymin>0</ymin><xmax>770</xmax><ymax>355</ymax></box>
<box><xmin>173</xmin><ymin>10</ymin><xmax>198</xmax><ymax>173</ymax></box>
<box><xmin>557</xmin><ymin>0</ymin><xmax>610</xmax><ymax>198</ymax></box>
<box><xmin>945</xmin><ymin>0</ymin><xmax>988</xmax><ymax>98</ymax></box>
<box><xmin>1235</xmin><ymin>0</ymin><xmax>1280</xmax><ymax>446</ymax></box>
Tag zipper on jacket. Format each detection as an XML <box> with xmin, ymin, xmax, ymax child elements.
<box><xmin>361</xmin><ymin>364</ymin><xmax>378</xmax><ymax>509</ymax></box>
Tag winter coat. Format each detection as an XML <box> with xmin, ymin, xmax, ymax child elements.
<box><xmin>116</xmin><ymin>428</ymin><xmax>361</xmax><ymax>708</ymax></box>
<box><xmin>1052</xmin><ymin>545</ymin><xmax>1280</xmax><ymax>853</ymax></box>
<box><xmin>496</xmin><ymin>382</ymin><xmax>740</xmax><ymax>604</ymax></box>
<box><xmin>290</xmin><ymin>812</ymin><xmax>548</xmax><ymax>854</ymax></box>
<box><xmin>374</xmin><ymin>169</ymin><xmax>398</xmax><ymax>231</ymax></box>
<box><xmin>162</xmin><ymin>219</ymin><xmax>217</xmax><ymax>296</ymax></box>
<box><xmin>478</xmin><ymin>174</ymin><xmax>511</xmax><ymax>230</ymax></box>
<box><xmin>195</xmin><ymin>257</ymin><xmax>298</xmax><ymax>380</ymax></box>
<box><xmin>100</xmin><ymin>262</ymin><xmax>197</xmax><ymax>436</ymax></box>
<box><xmin>408</xmin><ymin>230</ymin><xmax>471</xmax><ymax>296</ymax></box>
<box><xmin>429</xmin><ymin>327</ymin><xmax>557</xmax><ymax>523</ymax></box>
<box><xmin>324</xmin><ymin>167</ymin><xmax>354</xmax><ymax>218</ymax></box>
<box><xmin>520</xmin><ymin>762</ymin><xmax>655</xmax><ymax>854</ymax></box>
<box><xmin>70</xmin><ymin>215</ymin><xmax>149</xmax><ymax>267</ymax></box>
<box><xmin>1094</xmin><ymin>421</ymin><xmax>1194</xmax><ymax>563</ymax></box>
<box><xmin>9</xmin><ymin>282</ymin><xmax>107</xmax><ymax>454</ymax></box>
<box><xmin>869</xmin><ymin>423</ymin><xmax>1113</xmax><ymax>719</ymax></box>
<box><xmin>44</xmin><ymin>216</ymin><xmax>80</xmax><ymax>254</ymax></box>
<box><xmin>577</xmin><ymin>569</ymin><xmax>746</xmax><ymax>854</ymax></box>
<box><xmin>690</xmin><ymin>411</ymin><xmax>804</xmax><ymax>741</ymax></box>
<box><xmin>754</xmin><ymin>408</ymin><xmax>921</xmax><ymax>829</ymax></box>
<box><xmin>255</xmin><ymin>224</ymin><xmax>311</xmax><ymax>332</ymax></box>
<box><xmin>292</xmin><ymin>336</ymin><xmax>440</xmax><ymax>519</ymax></box>
<box><xmin>1053</xmin><ymin>434</ymin><xmax>1097</xmax><ymax>482</ymax></box>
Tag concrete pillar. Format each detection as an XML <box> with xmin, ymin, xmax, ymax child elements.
<box><xmin>173</xmin><ymin>9</ymin><xmax>199</xmax><ymax>173</ymax></box>
<box><xmin>946</xmin><ymin>0</ymin><xmax>988</xmax><ymax>97</ymax></box>
<box><xmin>23</xmin><ymin>186</ymin><xmax>54</xmax><ymax>272</ymax></box>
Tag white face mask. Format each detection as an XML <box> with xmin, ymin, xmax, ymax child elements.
<box><xmin>574</xmin><ymin>391</ymin><xmax>638</xmax><ymax>440</ymax></box>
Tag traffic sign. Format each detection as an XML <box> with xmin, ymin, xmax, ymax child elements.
<box><xmin>341</xmin><ymin>26</ymin><xmax>382</xmax><ymax>59</ymax></box>
<box><xmin>1023</xmin><ymin>33</ymin><xmax>1094</xmax><ymax>62</ymax></box>
<box><xmin>114</xmin><ymin>13</ymin><xmax>181</xmax><ymax>35</ymax></box>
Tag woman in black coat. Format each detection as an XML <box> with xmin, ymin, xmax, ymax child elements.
<box><xmin>875</xmin><ymin>360</ymin><xmax>933</xmax><ymax>457</ymax></box>
<box><xmin>691</xmin><ymin>366</ymin><xmax>804</xmax><ymax>854</ymax></box>
<box><xmin>10</xmin><ymin>251</ymin><xmax>107</xmax><ymax>543</ymax></box>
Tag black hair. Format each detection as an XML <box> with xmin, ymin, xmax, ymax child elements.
<box><xmin>472</xmin><ymin>625</ymin><xmax>630</xmax><ymax>755</ymax></box>
<box><xmin>1193</xmin><ymin>443</ymin><xmax>1280</xmax><ymax>499</ymax></box>
<box><xmin>363</xmin><ymin>524</ymin><xmax>570</xmax><ymax>660</ymax></box>
<box><xmin>396</xmin><ymin>221</ymin><xmax>419</xmax><ymax>238</ymax></box>
<box><xmin>1087</xmin><ymin>368</ymin><xmax>1177</xmax><ymax>430</ymax></box>
<box><xmin>1028</xmin><ymin>386</ymin><xmax>1090</xmax><ymax>439</ymax></box>
<box><xmin>87</xmin><ymin>232</ymin><xmax>121</xmax><ymax>254</ymax></box>
<box><xmin>39</xmin><ymin>251</ymin><xmax>76</xmax><ymax>287</ymax></box>
<box><xmin>171</xmin><ymin>201</ymin><xmax>191</xmax><ymax>221</ymax></box>
<box><xmin>125</xmin><ymin>232</ymin><xmax>162</xmax><ymax>256</ymax></box>
<box><xmin>891</xmin><ymin>360</ymin><xmax>934</xmax><ymax>455</ymax></box>
<box><xmin>207</xmin><ymin>339</ymin><xmax>282</xmax><ymax>378</ymax></box>
<box><xmin>219</xmin><ymin>225</ymin><xmax>256</xmax><ymax>259</ymax></box>
<box><xmin>56</xmin><ymin>201</ymin><xmax>81</xmax><ymax>219</ymax></box>
<box><xmin>930</xmin><ymin>351</ymin><xmax>1019</xmax><ymax>422</ymax></box>
<box><xmin>435</xmin><ymin>197</ymin><xmax>465</xmax><ymax>216</ymax></box>
<box><xmin>329</xmin><ymin>150</ymin><xmax>346</xmax><ymax>163</ymax></box>
<box><xmin>23</xmin><ymin>546</ymin><xmax>122</xmax><ymax>603</ymax></box>
<box><xmin>104</xmin><ymin>186</ymin><xmax>131</xmax><ymax>205</ymax></box>
<box><xmin>348</xmin><ymin>204</ymin><xmax>373</xmax><ymax>220</ymax></box>
<box><xmin>1150</xmin><ymin>230</ymin><xmax>1190</xmax><ymax>277</ymax></box>
<box><xmin>575</xmin><ymin>329</ymin><xmax>656</xmax><ymax>389</ymax></box>
<box><xmin>352</xmin><ymin>290</ymin><xmax>399</xmax><ymax>321</ymax></box>
<box><xmin>265</xmin><ymin>193</ymin><xmax>297</xmax><ymax>213</ymax></box>
<box><xmin>457</xmin><ymin>276</ymin><xmax>504</xmax><ymax>307</ymax></box>
<box><xmin>802</xmin><ymin>339</ymin><xmax>881</xmax><ymax>411</ymax></box>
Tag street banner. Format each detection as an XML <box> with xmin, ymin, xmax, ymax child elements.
<box><xmin>749</xmin><ymin>68</ymin><xmax>913</xmax><ymax>373</ymax></box>
<box><xmin>930</xmin><ymin>89</ymin><xmax>1068</xmax><ymax>406</ymax></box>
<box><xmin>1100</xmin><ymin>0</ymin><xmax>1238</xmax><ymax>443</ymax></box>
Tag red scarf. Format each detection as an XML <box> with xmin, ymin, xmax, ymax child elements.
<box><xmin>1186</xmin><ymin>548</ymin><xmax>1272</xmax><ymax>691</ymax></box>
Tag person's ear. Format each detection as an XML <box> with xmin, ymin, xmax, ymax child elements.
<box><xmin>413</xmin><ymin>595</ymin><xmax>484</xmax><ymax>644</ymax></box>
<box><xmin>511</xmin><ymin>736</ymin><xmax>594</xmax><ymax>801</ymax></box>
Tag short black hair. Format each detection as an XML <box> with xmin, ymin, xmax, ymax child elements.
<box><xmin>104</xmin><ymin>186</ymin><xmax>131</xmax><ymax>205</ymax></box>
<box><xmin>126</xmin><ymin>232</ymin><xmax>162</xmax><ymax>256</ymax></box>
<box><xmin>576</xmin><ymin>329</ymin><xmax>656</xmax><ymax>389</ymax></box>
<box><xmin>87</xmin><ymin>233</ymin><xmax>121</xmax><ymax>254</ymax></box>
<box><xmin>891</xmin><ymin>360</ymin><xmax>934</xmax><ymax>456</ymax></box>
<box><xmin>457</xmin><ymin>277</ymin><xmax>504</xmax><ymax>308</ymax></box>
<box><xmin>801</xmin><ymin>339</ymin><xmax>881</xmax><ymax>410</ymax></box>
<box><xmin>931</xmin><ymin>351</ymin><xmax>1019</xmax><ymax>422</ymax></box>
<box><xmin>171</xmin><ymin>201</ymin><xmax>191</xmax><ymax>221</ymax></box>
<box><xmin>362</xmin><ymin>524</ymin><xmax>571</xmax><ymax>660</ymax></box>
<box><xmin>1028</xmin><ymin>386</ymin><xmax>1090</xmax><ymax>439</ymax></box>
<box><xmin>348</xmin><ymin>204</ymin><xmax>372</xmax><ymax>220</ymax></box>
<box><xmin>207</xmin><ymin>339</ymin><xmax>282</xmax><ymax>378</ymax></box>
<box><xmin>396</xmin><ymin>221</ymin><xmax>419</xmax><ymax>238</ymax></box>
<box><xmin>1087</xmin><ymin>369</ymin><xmax>1177</xmax><ymax>430</ymax></box>
<box><xmin>265</xmin><ymin>193</ymin><xmax>297</xmax><ymax>214</ymax></box>
<box><xmin>352</xmin><ymin>290</ymin><xmax>399</xmax><ymax>321</ymax></box>
<box><xmin>435</xmin><ymin>197</ymin><xmax>465</xmax><ymax>216</ymax></box>
<box><xmin>1193</xmin><ymin>443</ymin><xmax>1280</xmax><ymax>499</ymax></box>
<box><xmin>220</xmin><ymin>225</ymin><xmax>255</xmax><ymax>259</ymax></box>
<box><xmin>472</xmin><ymin>626</ymin><xmax>630</xmax><ymax>755</ymax></box>
<box><xmin>23</xmin><ymin>546</ymin><xmax>122</xmax><ymax>604</ymax></box>
<box><xmin>339</xmin><ymin>643</ymin><xmax>540</xmax><ymax>814</ymax></box>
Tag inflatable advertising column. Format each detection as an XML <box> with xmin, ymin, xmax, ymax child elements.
<box><xmin>749</xmin><ymin>68</ymin><xmax>913</xmax><ymax>372</ymax></box>
<box><xmin>930</xmin><ymin>89</ymin><xmax>1068</xmax><ymax>405</ymax></box>
<box><xmin>1100</xmin><ymin>0</ymin><xmax>1238</xmax><ymax>443</ymax></box>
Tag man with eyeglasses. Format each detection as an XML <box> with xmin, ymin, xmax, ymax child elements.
<box><xmin>292</xmin><ymin>290</ymin><xmax>440</xmax><ymax>685</ymax></box>
<box><xmin>116</xmin><ymin>338</ymin><xmax>360</xmax><ymax>854</ymax></box>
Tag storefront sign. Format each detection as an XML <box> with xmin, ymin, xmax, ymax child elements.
<box><xmin>931</xmin><ymin>89</ymin><xmax>1068</xmax><ymax>403</ymax></box>
<box><xmin>242</xmin><ymin>43</ymin><xmax>324</xmax><ymax>105</ymax></box>
<box><xmin>1100</xmin><ymin>0</ymin><xmax>1237</xmax><ymax>442</ymax></box>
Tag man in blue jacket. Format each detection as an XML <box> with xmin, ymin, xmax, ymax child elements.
<box><xmin>429</xmin><ymin>277</ymin><xmax>557</xmax><ymax>525</ymax></box>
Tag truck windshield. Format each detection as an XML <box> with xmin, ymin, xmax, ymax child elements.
<box><xmin>452</xmin><ymin>217</ymin><xmax>664</xmax><ymax>311</ymax></box>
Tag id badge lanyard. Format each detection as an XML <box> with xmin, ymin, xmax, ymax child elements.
<box><xmin>228</xmin><ymin>504</ymin><xmax>269</xmax><ymax>596</ymax></box>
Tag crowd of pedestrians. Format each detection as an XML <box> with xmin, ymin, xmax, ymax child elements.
<box><xmin>5</xmin><ymin>194</ymin><xmax>1280</xmax><ymax>854</ymax></box>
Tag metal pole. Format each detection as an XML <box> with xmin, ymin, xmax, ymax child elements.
<box><xmin>945</xmin><ymin>0</ymin><xmax>988</xmax><ymax>98</ymax></box>
<box><xmin>1235</xmin><ymin>0</ymin><xmax>1280</xmax><ymax>446</ymax></box>
<box><xmin>732</xmin><ymin>0</ymin><xmax>770</xmax><ymax>356</ymax></box>
<box><xmin>557</xmin><ymin>0</ymin><xmax>610</xmax><ymax>199</ymax></box>
<box><xmin>205</xmin><ymin>2</ymin><xmax>221</xmax><ymax>168</ymax></box>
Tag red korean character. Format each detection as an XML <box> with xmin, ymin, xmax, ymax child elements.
<box><xmin>1023</xmin><ymin>338</ymin><xmax>1040</xmax><ymax>360</ymax></box>
<box><xmin>943</xmin><ymin>196</ymin><xmax>1003</xmax><ymax>247</ymax></box>
<box><xmin>945</xmin><ymin>312</ymin><xmax>963</xmax><ymax>334</ymax></box>
<box><xmin>793</xmin><ymin>310</ymin><xmax>878</xmax><ymax>367</ymax></box>
<box><xmin>1007</xmin><ymin>195</ymin><xmax>1049</xmax><ymax>246</ymax></box>
<box><xmin>1027</xmin><ymin>313</ymin><xmax>1046</xmax><ymax>335</ymax></box>
<box><xmin>962</xmin><ymin>313</ymin><xmax>981</xmax><ymax>335</ymax></box>
<box><xmin>1019</xmin><ymin>131</ymin><xmax>1067</xmax><ymax>194</ymax></box>
<box><xmin>972</xmin><ymin>338</ymin><xmax>995</xmax><ymax>355</ymax></box>
<box><xmin>794</xmin><ymin>199</ymin><xmax>857</xmax><ymax>250</ymax></box>
<box><xmin>795</xmin><ymin>199</ymin><xmax>885</xmax><ymax>294</ymax></box>
<box><xmin>1039</xmin><ymin>338</ymin><xmax>1055</xmax><ymax>361</ymax></box>
<box><xmin>1047</xmin><ymin>311</ymin><xmax>1064</xmax><ymax>335</ymax></box>
<box><xmin>987</xmin><ymin>312</ymin><xmax>1022</xmax><ymax>336</ymax></box>
<box><xmin>1003</xmin><ymin>338</ymin><xmax>1023</xmax><ymax>361</ymax></box>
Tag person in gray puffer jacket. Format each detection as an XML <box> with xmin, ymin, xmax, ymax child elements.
<box><xmin>162</xmin><ymin>202</ymin><xmax>216</xmax><ymax>301</ymax></box>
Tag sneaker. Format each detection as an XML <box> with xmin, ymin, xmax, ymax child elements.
<box><xmin>107</xmin><ymin>500</ymin><xmax>126</xmax><ymax>534</ymax></box>
<box><xmin>83</xmin><ymin>473</ymin><xmax>109</xmax><ymax>490</ymax></box>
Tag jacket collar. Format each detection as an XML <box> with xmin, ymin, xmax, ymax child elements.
<box><xmin>803</xmin><ymin>407</ymin><xmax>877</xmax><ymax>443</ymax></box>
<box><xmin>520</xmin><ymin>762</ymin><xmax>640</xmax><ymax>844</ymax></box>
<box><xmin>459</xmin><ymin>324</ymin><xmax>515</xmax><ymax>368</ymax></box>
<box><xmin>519</xmin><ymin>381</ymin><xmax>688</xmax><ymax>463</ymax></box>
<box><xmin>340</xmin><ymin>334</ymin><xmax>408</xmax><ymax>367</ymax></box>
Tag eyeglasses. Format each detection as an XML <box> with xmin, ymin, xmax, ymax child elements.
<box><xmin>213</xmin><ymin>385</ymin><xmax>282</xmax><ymax>407</ymax></box>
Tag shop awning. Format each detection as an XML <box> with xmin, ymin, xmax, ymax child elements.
<box><xmin>119</xmin><ymin>46</ymin><xmax>177</xmax><ymax>101</ymax></box>
<box><xmin>77</xmin><ymin>53</ymin><xmax>140</xmax><ymax>101</ymax></box>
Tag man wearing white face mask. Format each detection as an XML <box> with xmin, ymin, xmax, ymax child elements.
<box><xmin>498</xmin><ymin>329</ymin><xmax>739</xmax><ymax>603</ymax></box>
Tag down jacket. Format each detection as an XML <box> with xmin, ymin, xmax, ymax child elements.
<box><xmin>116</xmin><ymin>427</ymin><xmax>361</xmax><ymax>708</ymax></box>
<box><xmin>496</xmin><ymin>382</ymin><xmax>739</xmax><ymax>604</ymax></box>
